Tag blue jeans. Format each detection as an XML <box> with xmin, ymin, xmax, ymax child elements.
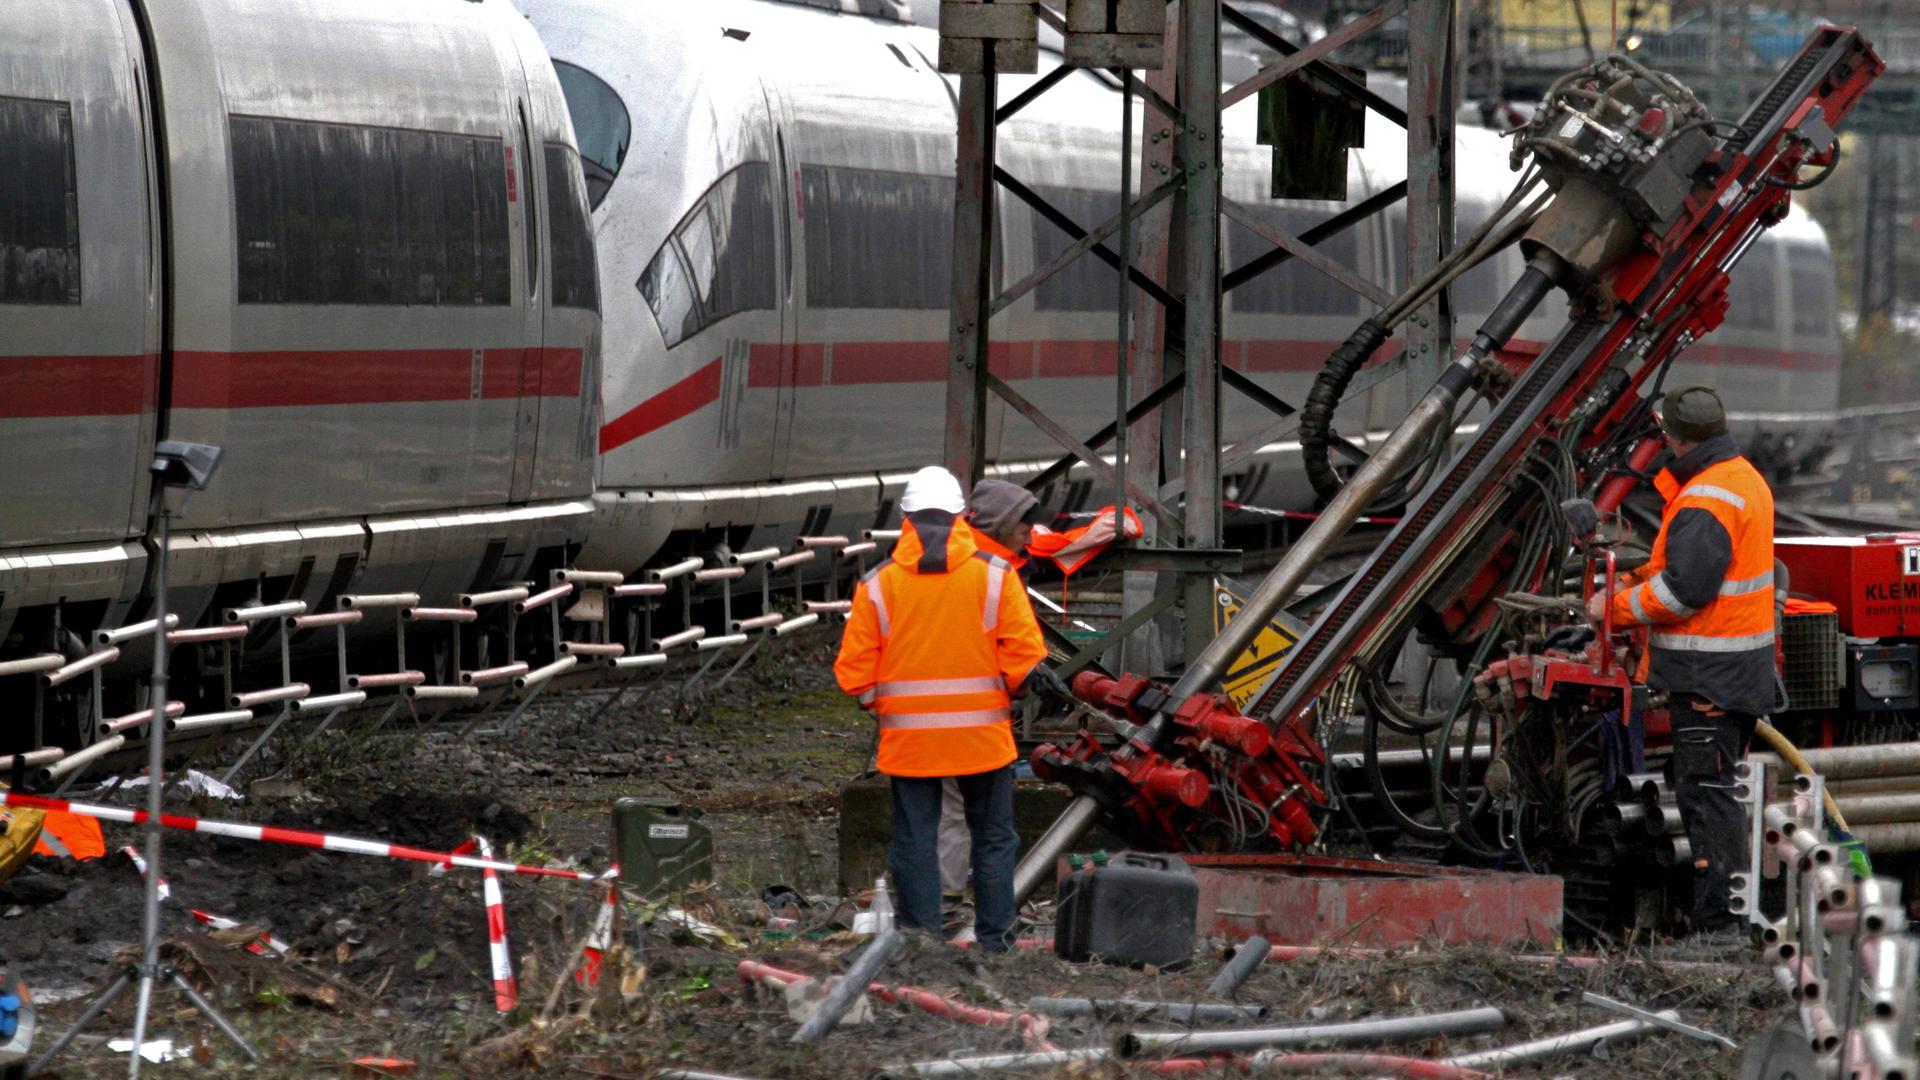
<box><xmin>889</xmin><ymin>766</ymin><xmax>1018</xmax><ymax>951</ymax></box>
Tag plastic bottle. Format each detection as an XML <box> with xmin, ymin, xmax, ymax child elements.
<box><xmin>871</xmin><ymin>875</ymin><xmax>895</xmax><ymax>934</ymax></box>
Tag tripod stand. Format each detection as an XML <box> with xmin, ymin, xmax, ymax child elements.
<box><xmin>29</xmin><ymin>442</ymin><xmax>255</xmax><ymax>1077</ymax></box>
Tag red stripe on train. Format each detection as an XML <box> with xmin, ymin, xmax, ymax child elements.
<box><xmin>599</xmin><ymin>358</ymin><xmax>723</xmax><ymax>454</ymax></box>
<box><xmin>171</xmin><ymin>348</ymin><xmax>585</xmax><ymax>409</ymax></box>
<box><xmin>0</xmin><ymin>354</ymin><xmax>154</xmax><ymax>418</ymax></box>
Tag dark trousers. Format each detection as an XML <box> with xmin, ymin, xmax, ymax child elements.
<box><xmin>1671</xmin><ymin>696</ymin><xmax>1758</xmax><ymax>931</ymax></box>
<box><xmin>889</xmin><ymin>766</ymin><xmax>1019</xmax><ymax>951</ymax></box>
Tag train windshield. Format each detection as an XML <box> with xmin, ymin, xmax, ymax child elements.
<box><xmin>552</xmin><ymin>60</ymin><xmax>630</xmax><ymax>210</ymax></box>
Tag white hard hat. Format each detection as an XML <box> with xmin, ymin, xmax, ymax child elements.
<box><xmin>899</xmin><ymin>466</ymin><xmax>966</xmax><ymax>514</ymax></box>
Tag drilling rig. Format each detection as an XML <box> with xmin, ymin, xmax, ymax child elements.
<box><xmin>1019</xmin><ymin>26</ymin><xmax>1886</xmax><ymax>929</ymax></box>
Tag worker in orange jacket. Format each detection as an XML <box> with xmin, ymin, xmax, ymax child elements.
<box><xmin>836</xmin><ymin>467</ymin><xmax>1054</xmax><ymax>950</ymax></box>
<box><xmin>1586</xmin><ymin>386</ymin><xmax>1776</xmax><ymax>935</ymax></box>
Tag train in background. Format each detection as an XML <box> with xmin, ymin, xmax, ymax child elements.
<box><xmin>0</xmin><ymin>0</ymin><xmax>601</xmax><ymax>659</ymax></box>
<box><xmin>0</xmin><ymin>0</ymin><xmax>1845</xmax><ymax>747</ymax></box>
<box><xmin>520</xmin><ymin>0</ymin><xmax>1843</xmax><ymax>576</ymax></box>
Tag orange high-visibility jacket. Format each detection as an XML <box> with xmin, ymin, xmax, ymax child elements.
<box><xmin>1610</xmin><ymin>434</ymin><xmax>1776</xmax><ymax>715</ymax></box>
<box><xmin>834</xmin><ymin>512</ymin><xmax>1049</xmax><ymax>778</ymax></box>
<box><xmin>32</xmin><ymin>809</ymin><xmax>104</xmax><ymax>860</ymax></box>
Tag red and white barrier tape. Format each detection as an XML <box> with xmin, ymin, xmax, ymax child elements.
<box><xmin>121</xmin><ymin>846</ymin><xmax>170</xmax><ymax>901</ymax></box>
<box><xmin>124</xmin><ymin>844</ymin><xmax>288</xmax><ymax>957</ymax></box>
<box><xmin>474</xmin><ymin>835</ymin><xmax>518</xmax><ymax>1012</ymax></box>
<box><xmin>428</xmin><ymin>838</ymin><xmax>478</xmax><ymax>877</ymax></box>
<box><xmin>190</xmin><ymin>909</ymin><xmax>291</xmax><ymax>957</ymax></box>
<box><xmin>576</xmin><ymin>866</ymin><xmax>621</xmax><ymax>988</ymax></box>
<box><xmin>2</xmin><ymin>791</ymin><xmax>611</xmax><ymax>882</ymax></box>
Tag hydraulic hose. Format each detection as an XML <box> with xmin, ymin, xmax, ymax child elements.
<box><xmin>1300</xmin><ymin>318</ymin><xmax>1391</xmax><ymax>504</ymax></box>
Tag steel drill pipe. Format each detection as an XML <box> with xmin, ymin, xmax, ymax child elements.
<box><xmin>1846</xmin><ymin>823</ymin><xmax>1920</xmax><ymax>854</ymax></box>
<box><xmin>1010</xmin><ymin>348</ymin><xmax>1489</xmax><ymax>904</ymax></box>
<box><xmin>1753</xmin><ymin>744</ymin><xmax>1920</xmax><ymax>781</ymax></box>
<box><xmin>1208</xmin><ymin>935</ymin><xmax>1273</xmax><ymax>997</ymax></box>
<box><xmin>789</xmin><ymin>930</ymin><xmax>902</xmax><ymax>1044</ymax></box>
<box><xmin>1117</xmin><ymin>1006</ymin><xmax>1508</xmax><ymax>1057</ymax></box>
<box><xmin>878</xmin><ymin>1048</ymin><xmax>1113</xmax><ymax>1078</ymax></box>
<box><xmin>1440</xmin><ymin>1013</ymin><xmax>1676</xmax><ymax>1069</ymax></box>
<box><xmin>1028</xmin><ymin>997</ymin><xmax>1268</xmax><ymax>1024</ymax></box>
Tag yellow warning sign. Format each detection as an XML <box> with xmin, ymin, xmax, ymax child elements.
<box><xmin>1212</xmin><ymin>578</ymin><xmax>1302</xmax><ymax>711</ymax></box>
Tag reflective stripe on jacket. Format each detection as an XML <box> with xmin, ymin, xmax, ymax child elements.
<box><xmin>833</xmin><ymin>512</ymin><xmax>1049</xmax><ymax>778</ymax></box>
<box><xmin>1609</xmin><ymin>433</ymin><xmax>1776</xmax><ymax>715</ymax></box>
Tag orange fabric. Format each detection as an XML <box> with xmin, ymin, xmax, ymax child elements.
<box><xmin>1784</xmin><ymin>598</ymin><xmax>1838</xmax><ymax>616</ymax></box>
<box><xmin>32</xmin><ymin>810</ymin><xmax>104</xmax><ymax>860</ymax></box>
<box><xmin>1610</xmin><ymin>456</ymin><xmax>1776</xmax><ymax>645</ymax></box>
<box><xmin>834</xmin><ymin>515</ymin><xmax>1048</xmax><ymax>778</ymax></box>
<box><xmin>1026</xmin><ymin>507</ymin><xmax>1143</xmax><ymax>576</ymax></box>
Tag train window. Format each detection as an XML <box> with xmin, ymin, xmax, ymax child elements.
<box><xmin>552</xmin><ymin>61</ymin><xmax>630</xmax><ymax>211</ymax></box>
<box><xmin>1226</xmin><ymin>205</ymin><xmax>1362</xmax><ymax>316</ymax></box>
<box><xmin>1724</xmin><ymin>251</ymin><xmax>1776</xmax><ymax>332</ymax></box>
<box><xmin>0</xmin><ymin>97</ymin><xmax>81</xmax><ymax>305</ymax></box>
<box><xmin>231</xmin><ymin>116</ymin><xmax>510</xmax><ymax>306</ymax></box>
<box><xmin>1030</xmin><ymin>187</ymin><xmax>1122</xmax><ymax>313</ymax></box>
<box><xmin>635</xmin><ymin>164</ymin><xmax>778</xmax><ymax>346</ymax></box>
<box><xmin>638</xmin><ymin>240</ymin><xmax>700</xmax><ymax>348</ymax></box>
<box><xmin>1788</xmin><ymin>245</ymin><xmax>1836</xmax><ymax>337</ymax></box>
<box><xmin>800</xmin><ymin>165</ymin><xmax>954</xmax><ymax>309</ymax></box>
<box><xmin>544</xmin><ymin>143</ymin><xmax>600</xmax><ymax>312</ymax></box>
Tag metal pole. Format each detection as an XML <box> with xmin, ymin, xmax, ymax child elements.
<box><xmin>1118</xmin><ymin>1005</ymin><xmax>1509</xmax><ymax>1057</ymax></box>
<box><xmin>127</xmin><ymin>501</ymin><xmax>170</xmax><ymax>1080</ymax></box>
<box><xmin>790</xmin><ymin>930</ymin><xmax>901</xmax><ymax>1044</ymax></box>
<box><xmin>1441</xmin><ymin>1013</ymin><xmax>1675</xmax><ymax>1069</ymax></box>
<box><xmin>1405</xmin><ymin>0</ymin><xmax>1456</xmax><ymax>391</ymax></box>
<box><xmin>1179</xmin><ymin>0</ymin><xmax>1222</xmax><ymax>664</ymax></box>
<box><xmin>945</xmin><ymin>59</ymin><xmax>998</xmax><ymax>486</ymax></box>
<box><xmin>1207</xmin><ymin>934</ymin><xmax>1272</xmax><ymax>996</ymax></box>
<box><xmin>1114</xmin><ymin>57</ymin><xmax>1133</xmax><ymax>576</ymax></box>
<box><xmin>1028</xmin><ymin>997</ymin><xmax>1267</xmax><ymax>1023</ymax></box>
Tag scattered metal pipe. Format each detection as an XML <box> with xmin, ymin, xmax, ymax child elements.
<box><xmin>291</xmin><ymin>691</ymin><xmax>366</xmax><ymax>713</ymax></box>
<box><xmin>513</xmin><ymin>583</ymin><xmax>573</xmax><ymax>614</ymax></box>
<box><xmin>169</xmin><ymin>709</ymin><xmax>256</xmax><ymax>734</ymax></box>
<box><xmin>39</xmin><ymin>736</ymin><xmax>124</xmax><ymax>782</ymax></box>
<box><xmin>878</xmin><ymin>1049</ymin><xmax>1113</xmax><ymax>1078</ymax></box>
<box><xmin>229</xmin><ymin>683</ymin><xmax>309</xmax><ymax>709</ymax></box>
<box><xmin>42</xmin><ymin>647</ymin><xmax>119</xmax><ymax>688</ymax></box>
<box><xmin>1440</xmin><ymin>1013</ymin><xmax>1675</xmax><ymax>1069</ymax></box>
<box><xmin>657</xmin><ymin>1071</ymin><xmax>775</xmax><ymax>1080</ymax></box>
<box><xmin>769</xmin><ymin>614</ymin><xmax>821</xmax><ymax>637</ymax></box>
<box><xmin>169</xmin><ymin>625</ymin><xmax>247</xmax><ymax>644</ymax></box>
<box><xmin>224</xmin><ymin>600</ymin><xmax>306</xmax><ymax>623</ymax></box>
<box><xmin>0</xmin><ymin>653</ymin><xmax>64</xmax><ymax>678</ymax></box>
<box><xmin>461</xmin><ymin>586</ymin><xmax>529</xmax><ymax>608</ymax></box>
<box><xmin>347</xmin><ymin>670</ymin><xmax>426</xmax><ymax>690</ymax></box>
<box><xmin>338</xmin><ymin>592</ymin><xmax>420</xmax><ymax>610</ymax></box>
<box><xmin>462</xmin><ymin>663</ymin><xmax>530</xmax><ymax>686</ymax></box>
<box><xmin>95</xmin><ymin>615</ymin><xmax>180</xmax><ymax>646</ymax></box>
<box><xmin>0</xmin><ymin>747</ymin><xmax>64</xmax><ymax>771</ymax></box>
<box><xmin>1029</xmin><ymin>997</ymin><xmax>1267</xmax><ymax>1024</ymax></box>
<box><xmin>408</xmin><ymin>685</ymin><xmax>480</xmax><ymax>701</ymax></box>
<box><xmin>1208</xmin><ymin>935</ymin><xmax>1272</xmax><ymax>997</ymax></box>
<box><xmin>558</xmin><ymin>641</ymin><xmax>624</xmax><ymax>657</ymax></box>
<box><xmin>612</xmin><ymin>582</ymin><xmax>667</xmax><ymax>598</ymax></box>
<box><xmin>771</xmin><ymin>550</ymin><xmax>815</xmax><ymax>571</ymax></box>
<box><xmin>1245</xmin><ymin>1052</ymin><xmax>1492</xmax><ymax>1078</ymax></box>
<box><xmin>289</xmin><ymin>610</ymin><xmax>361</xmax><ymax>630</ymax></box>
<box><xmin>514</xmin><ymin>656</ymin><xmax>577</xmax><ymax>689</ymax></box>
<box><xmin>101</xmin><ymin>702</ymin><xmax>185</xmax><ymax>736</ymax></box>
<box><xmin>647</xmin><ymin>557</ymin><xmax>704</xmax><ymax>582</ymax></box>
<box><xmin>1579</xmin><ymin>993</ymin><xmax>1735</xmax><ymax>1050</ymax></box>
<box><xmin>652</xmin><ymin>627</ymin><xmax>706</xmax><ymax>652</ymax></box>
<box><xmin>726</xmin><ymin>546</ymin><xmax>782</xmax><ymax>566</ymax></box>
<box><xmin>401</xmin><ymin>606</ymin><xmax>478</xmax><ymax>623</ymax></box>
<box><xmin>554</xmin><ymin>569</ymin><xmax>624</xmax><ymax>586</ymax></box>
<box><xmin>791</xmin><ymin>930</ymin><xmax>902</xmax><ymax>1044</ymax></box>
<box><xmin>1118</xmin><ymin>1006</ymin><xmax>1508</xmax><ymax>1057</ymax></box>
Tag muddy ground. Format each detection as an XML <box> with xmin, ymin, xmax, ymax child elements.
<box><xmin>1</xmin><ymin>635</ymin><xmax>1792</xmax><ymax>1078</ymax></box>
